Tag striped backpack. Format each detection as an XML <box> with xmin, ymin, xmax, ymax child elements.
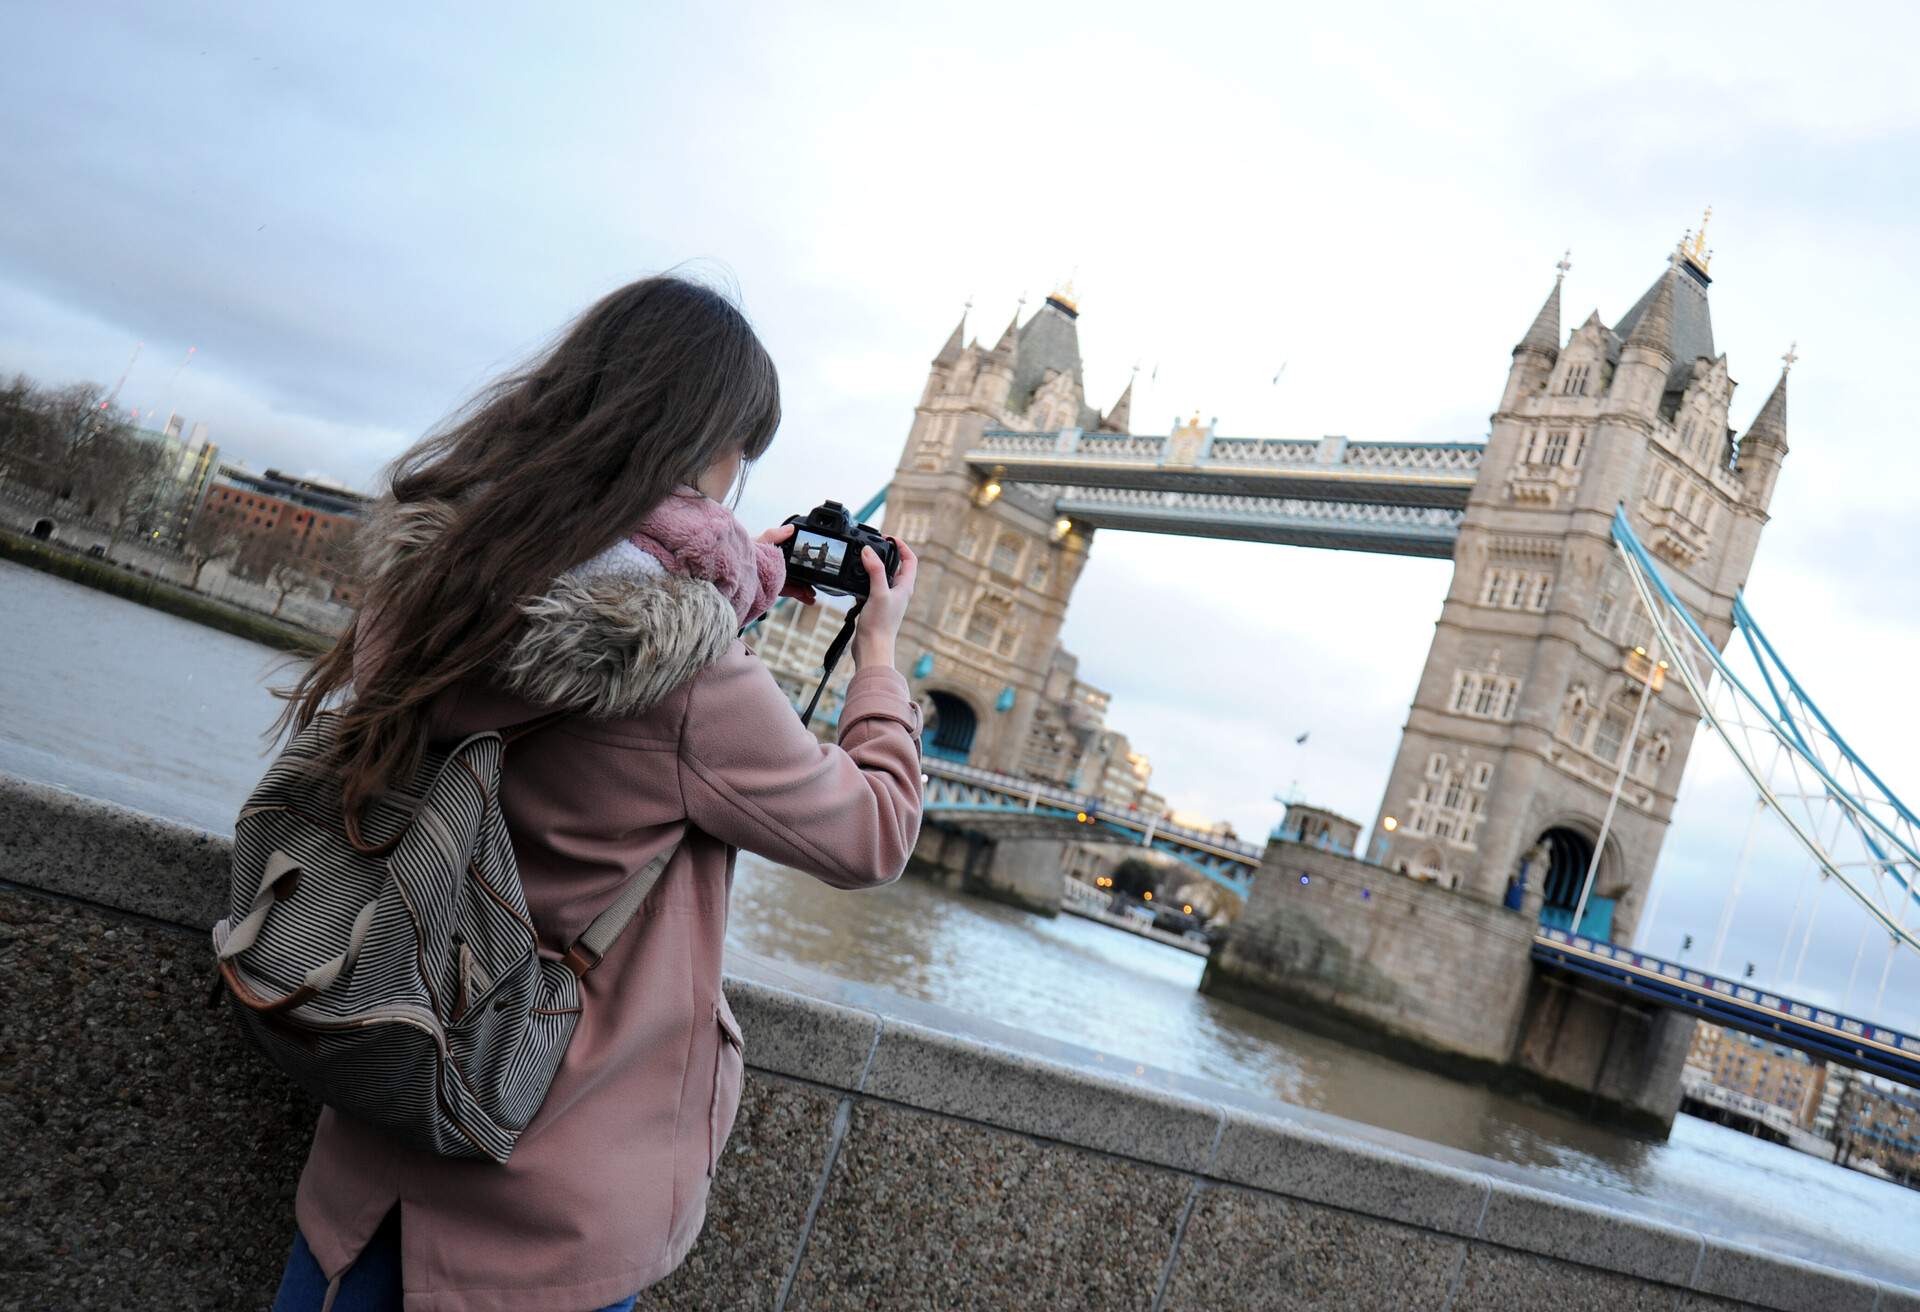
<box><xmin>211</xmin><ymin>711</ymin><xmax>667</xmax><ymax>1162</ymax></box>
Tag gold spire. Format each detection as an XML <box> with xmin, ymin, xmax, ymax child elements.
<box><xmin>1046</xmin><ymin>275</ymin><xmax>1079</xmax><ymax>315</ymax></box>
<box><xmin>1681</xmin><ymin>205</ymin><xmax>1713</xmax><ymax>273</ymax></box>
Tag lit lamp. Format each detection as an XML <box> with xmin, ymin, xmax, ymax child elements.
<box><xmin>1382</xmin><ymin>816</ymin><xmax>1398</xmax><ymax>832</ymax></box>
<box><xmin>976</xmin><ymin>480</ymin><xmax>1002</xmax><ymax>506</ymax></box>
<box><xmin>1050</xmin><ymin>517</ymin><xmax>1073</xmax><ymax>543</ymax></box>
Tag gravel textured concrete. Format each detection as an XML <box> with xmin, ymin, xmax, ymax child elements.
<box><xmin>1158</xmin><ymin>1184</ymin><xmax>1464</xmax><ymax>1311</ymax></box>
<box><xmin>1477</xmin><ymin>1178</ymin><xmax>1700</xmax><ymax>1286</ymax></box>
<box><xmin>1447</xmin><ymin>1245</ymin><xmax>1676</xmax><ymax>1311</ymax></box>
<box><xmin>1693</xmin><ymin>1238</ymin><xmax>1881</xmax><ymax>1312</ymax></box>
<box><xmin>0</xmin><ymin>887</ymin><xmax>313</xmax><ymax>1311</ymax></box>
<box><xmin>862</xmin><ymin>1016</ymin><xmax>1223</xmax><ymax>1173</ymax></box>
<box><xmin>785</xmin><ymin>1100</ymin><xmax>1189</xmax><ymax>1310</ymax></box>
<box><xmin>0</xmin><ymin>774</ymin><xmax>228</xmax><ymax>927</ymax></box>
<box><xmin>1211</xmin><ymin>1105</ymin><xmax>1491</xmax><ymax>1238</ymax></box>
<box><xmin>725</xmin><ymin>978</ymin><xmax>879</xmax><ymax>1091</ymax></box>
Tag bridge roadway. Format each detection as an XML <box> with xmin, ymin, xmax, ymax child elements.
<box><xmin>1534</xmin><ymin>928</ymin><xmax>1920</xmax><ymax>1086</ymax></box>
<box><xmin>921</xmin><ymin>757</ymin><xmax>1260</xmax><ymax>896</ymax></box>
<box><xmin>965</xmin><ymin>429</ymin><xmax>1484</xmax><ymax>558</ymax></box>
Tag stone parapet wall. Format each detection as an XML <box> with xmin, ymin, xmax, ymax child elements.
<box><xmin>1205</xmin><ymin>838</ymin><xmax>1536</xmax><ymax>1064</ymax></box>
<box><xmin>1</xmin><ymin>773</ymin><xmax>1910</xmax><ymax>1311</ymax></box>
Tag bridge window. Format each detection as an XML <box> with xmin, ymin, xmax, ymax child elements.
<box><xmin>1560</xmin><ymin>364</ymin><xmax>1590</xmax><ymax>397</ymax></box>
<box><xmin>956</xmin><ymin>526</ymin><xmax>978</xmax><ymax>559</ymax></box>
<box><xmin>1028</xmin><ymin>560</ymin><xmax>1049</xmax><ymax>591</ymax></box>
<box><xmin>1593</xmin><ymin>709</ymin><xmax>1630</xmax><ymax>764</ymax></box>
<box><xmin>1449</xmin><ymin>670</ymin><xmax>1518</xmax><ymax>721</ymax></box>
<box><xmin>966</xmin><ymin>594</ymin><xmax>1011</xmax><ymax>649</ymax></box>
<box><xmin>939</xmin><ymin>595</ymin><xmax>968</xmax><ymax>636</ymax></box>
<box><xmin>991</xmin><ymin>534</ymin><xmax>1024</xmax><ymax>577</ymax></box>
<box><xmin>1542</xmin><ymin>430</ymin><xmax>1570</xmax><ymax>465</ymax></box>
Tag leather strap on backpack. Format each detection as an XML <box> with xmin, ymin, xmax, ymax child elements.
<box><xmin>560</xmin><ymin>846</ymin><xmax>674</xmax><ymax>977</ymax></box>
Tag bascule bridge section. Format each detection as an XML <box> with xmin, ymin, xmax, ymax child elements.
<box><xmin>877</xmin><ymin>242</ymin><xmax>1800</xmax><ymax>1130</ymax></box>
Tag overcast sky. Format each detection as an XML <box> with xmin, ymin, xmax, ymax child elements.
<box><xmin>7</xmin><ymin>2</ymin><xmax>1920</xmax><ymax>1026</ymax></box>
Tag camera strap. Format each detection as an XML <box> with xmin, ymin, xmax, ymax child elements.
<box><xmin>798</xmin><ymin>597</ymin><xmax>866</xmax><ymax>729</ymax></box>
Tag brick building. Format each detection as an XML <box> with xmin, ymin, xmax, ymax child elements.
<box><xmin>198</xmin><ymin>466</ymin><xmax>371</xmax><ymax>599</ymax></box>
<box><xmin>1684</xmin><ymin>1021</ymin><xmax>1827</xmax><ymax>1128</ymax></box>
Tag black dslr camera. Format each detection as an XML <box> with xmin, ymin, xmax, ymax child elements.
<box><xmin>781</xmin><ymin>501</ymin><xmax>899</xmax><ymax>598</ymax></box>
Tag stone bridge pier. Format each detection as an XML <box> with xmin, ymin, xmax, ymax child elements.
<box><xmin>909</xmin><ymin>825</ymin><xmax>1067</xmax><ymax>916</ymax></box>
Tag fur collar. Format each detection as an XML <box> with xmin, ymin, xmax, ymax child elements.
<box><xmin>358</xmin><ymin>497</ymin><xmax>739</xmax><ymax>719</ymax></box>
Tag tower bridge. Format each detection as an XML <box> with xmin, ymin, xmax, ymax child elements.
<box><xmin>834</xmin><ymin>230</ymin><xmax>1919</xmax><ymax>1131</ymax></box>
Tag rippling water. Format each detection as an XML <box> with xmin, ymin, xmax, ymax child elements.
<box><xmin>4</xmin><ymin>558</ymin><xmax>1916</xmax><ymax>1288</ymax></box>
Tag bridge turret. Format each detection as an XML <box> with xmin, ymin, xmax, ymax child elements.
<box><xmin>1735</xmin><ymin>364</ymin><xmax>1790</xmax><ymax>515</ymax></box>
<box><xmin>1608</xmin><ymin>266</ymin><xmax>1679</xmax><ymax>422</ymax></box>
<box><xmin>1501</xmin><ymin>269</ymin><xmax>1563</xmax><ymax>411</ymax></box>
<box><xmin>972</xmin><ymin>312</ymin><xmax>1019</xmax><ymax>410</ymax></box>
<box><xmin>921</xmin><ymin>310</ymin><xmax>973</xmax><ymax>406</ymax></box>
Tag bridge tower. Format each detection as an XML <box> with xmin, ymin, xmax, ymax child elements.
<box><xmin>1369</xmin><ymin>234</ymin><xmax>1792</xmax><ymax>943</ymax></box>
<box><xmin>880</xmin><ymin>287</ymin><xmax>1130</xmax><ymax>772</ymax></box>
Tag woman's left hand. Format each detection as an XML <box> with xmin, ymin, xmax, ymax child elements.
<box><xmin>758</xmin><ymin>524</ymin><xmax>817</xmax><ymax>605</ymax></box>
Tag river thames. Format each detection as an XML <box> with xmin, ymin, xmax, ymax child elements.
<box><xmin>3</xmin><ymin>558</ymin><xmax>1917</xmax><ymax>1289</ymax></box>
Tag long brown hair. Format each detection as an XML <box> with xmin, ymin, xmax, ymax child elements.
<box><xmin>276</xmin><ymin>274</ymin><xmax>781</xmax><ymax>821</ymax></box>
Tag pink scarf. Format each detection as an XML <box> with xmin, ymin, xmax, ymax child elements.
<box><xmin>628</xmin><ymin>489</ymin><xmax>786</xmax><ymax>627</ymax></box>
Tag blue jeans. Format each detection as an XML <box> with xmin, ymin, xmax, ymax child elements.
<box><xmin>272</xmin><ymin>1208</ymin><xmax>638</xmax><ymax>1311</ymax></box>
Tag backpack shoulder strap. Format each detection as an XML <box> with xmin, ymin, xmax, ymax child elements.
<box><xmin>559</xmin><ymin>845</ymin><xmax>674</xmax><ymax>977</ymax></box>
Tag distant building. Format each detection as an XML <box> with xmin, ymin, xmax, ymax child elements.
<box><xmin>1684</xmin><ymin>1022</ymin><xmax>1827</xmax><ymax>1128</ymax></box>
<box><xmin>1275</xmin><ymin>802</ymin><xmax>1362</xmax><ymax>854</ymax></box>
<box><xmin>1831</xmin><ymin>1071</ymin><xmax>1920</xmax><ymax>1183</ymax></box>
<box><xmin>197</xmin><ymin>465</ymin><xmax>371</xmax><ymax>599</ymax></box>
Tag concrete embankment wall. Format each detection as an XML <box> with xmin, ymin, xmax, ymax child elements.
<box><xmin>1</xmin><ymin>773</ymin><xmax>1910</xmax><ymax>1311</ymax></box>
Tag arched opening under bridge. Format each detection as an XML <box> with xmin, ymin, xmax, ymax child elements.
<box><xmin>30</xmin><ymin>518</ymin><xmax>54</xmax><ymax>540</ymax></box>
<box><xmin>924</xmin><ymin>691</ymin><xmax>977</xmax><ymax>763</ymax></box>
<box><xmin>1533</xmin><ymin>825</ymin><xmax>1613</xmax><ymax>937</ymax></box>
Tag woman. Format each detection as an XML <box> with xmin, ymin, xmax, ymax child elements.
<box><xmin>269</xmin><ymin>275</ymin><xmax>924</xmax><ymax>1311</ymax></box>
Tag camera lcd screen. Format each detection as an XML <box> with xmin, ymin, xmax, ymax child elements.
<box><xmin>791</xmin><ymin>529</ymin><xmax>849</xmax><ymax>578</ymax></box>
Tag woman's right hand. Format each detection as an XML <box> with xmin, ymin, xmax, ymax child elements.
<box><xmin>853</xmin><ymin>537</ymin><xmax>917</xmax><ymax>670</ymax></box>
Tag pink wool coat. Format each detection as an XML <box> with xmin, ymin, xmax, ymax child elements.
<box><xmin>294</xmin><ymin>502</ymin><xmax>924</xmax><ymax>1310</ymax></box>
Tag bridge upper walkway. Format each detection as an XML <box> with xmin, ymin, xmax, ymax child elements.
<box><xmin>965</xmin><ymin>430</ymin><xmax>1485</xmax><ymax>557</ymax></box>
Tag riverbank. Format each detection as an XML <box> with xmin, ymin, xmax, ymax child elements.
<box><xmin>1</xmin><ymin>770</ymin><xmax>1912</xmax><ymax>1309</ymax></box>
<box><xmin>0</xmin><ymin>528</ymin><xmax>328</xmax><ymax>654</ymax></box>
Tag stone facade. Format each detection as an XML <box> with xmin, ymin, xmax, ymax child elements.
<box><xmin>1370</xmin><ymin>246</ymin><xmax>1792</xmax><ymax>944</ymax></box>
<box><xmin>1204</xmin><ymin>838</ymin><xmax>1539</xmax><ymax>1065</ymax></box>
<box><xmin>880</xmin><ymin>293</ymin><xmax>1126</xmax><ymax>775</ymax></box>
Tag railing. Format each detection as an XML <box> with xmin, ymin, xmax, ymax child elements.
<box><xmin>975</xmin><ymin>430</ymin><xmax>1484</xmax><ymax>477</ymax></box>
<box><xmin>1205</xmin><ymin>437</ymin><xmax>1319</xmax><ymax>466</ymax></box>
<box><xmin>1053</xmin><ymin>486</ymin><xmax>1466</xmax><ymax>529</ymax></box>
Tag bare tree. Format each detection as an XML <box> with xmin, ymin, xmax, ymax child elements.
<box><xmin>180</xmin><ymin>506</ymin><xmax>244</xmax><ymax>589</ymax></box>
<box><xmin>265</xmin><ymin>553</ymin><xmax>308</xmax><ymax>619</ymax></box>
<box><xmin>42</xmin><ymin>382</ymin><xmax>112</xmax><ymax>512</ymax></box>
<box><xmin>92</xmin><ymin>430</ymin><xmax>175</xmax><ymax>558</ymax></box>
